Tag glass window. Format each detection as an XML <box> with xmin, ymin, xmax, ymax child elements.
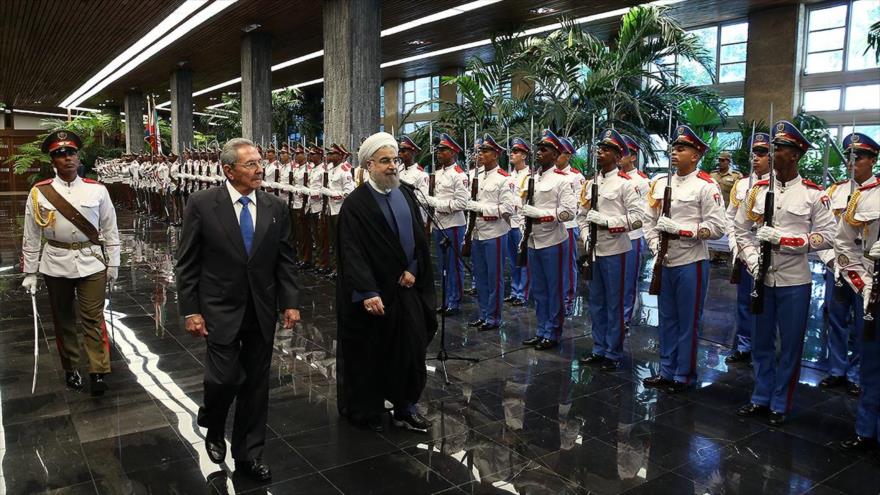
<box><xmin>402</xmin><ymin>76</ymin><xmax>439</xmax><ymax>113</ymax></box>
<box><xmin>716</xmin><ymin>131</ymin><xmax>742</xmax><ymax>151</ymax></box>
<box><xmin>841</xmin><ymin>124</ymin><xmax>880</xmax><ymax>142</ymax></box>
<box><xmin>654</xmin><ymin>21</ymin><xmax>749</xmax><ymax>86</ymax></box>
<box><xmin>402</xmin><ymin>121</ymin><xmax>428</xmax><ymax>134</ymax></box>
<box><xmin>803</xmin><ymin>89</ymin><xmax>842</xmax><ymax>111</ymax></box>
<box><xmin>849</xmin><ymin>0</ymin><xmax>880</xmax><ymax>70</ymax></box>
<box><xmin>680</xmin><ymin>26</ymin><xmax>717</xmax><ymax>86</ymax></box>
<box><xmin>844</xmin><ymin>84</ymin><xmax>880</xmax><ymax>110</ymax></box>
<box><xmin>806</xmin><ymin>1</ymin><xmax>880</xmax><ymax>74</ymax></box>
<box><xmin>723</xmin><ymin>97</ymin><xmax>745</xmax><ymax>116</ymax></box>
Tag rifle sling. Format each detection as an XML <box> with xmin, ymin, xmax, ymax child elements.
<box><xmin>36</xmin><ymin>184</ymin><xmax>102</xmax><ymax>246</ymax></box>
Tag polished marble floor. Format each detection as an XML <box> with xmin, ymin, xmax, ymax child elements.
<box><xmin>0</xmin><ymin>195</ymin><xmax>877</xmax><ymax>495</ymax></box>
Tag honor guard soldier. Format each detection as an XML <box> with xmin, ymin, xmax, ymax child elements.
<box><xmin>835</xmin><ymin>132</ymin><xmax>880</xmax><ymax>451</ymax></box>
<box><xmin>398</xmin><ymin>135</ymin><xmax>429</xmax><ymax>223</ymax></box>
<box><xmin>422</xmin><ymin>133</ymin><xmax>469</xmax><ymax>315</ymax></box>
<box><xmin>735</xmin><ymin>121</ymin><xmax>836</xmax><ymax>425</ymax></box>
<box><xmin>710</xmin><ymin>151</ymin><xmax>743</xmax><ymax>207</ymax></box>
<box><xmin>506</xmin><ymin>137</ymin><xmax>531</xmax><ymax>306</ymax></box>
<box><xmin>644</xmin><ymin>125</ymin><xmax>726</xmax><ymax>393</ymax></box>
<box><xmin>465</xmin><ymin>134</ymin><xmax>516</xmax><ymax>331</ymax></box>
<box><xmin>263</xmin><ymin>146</ymin><xmax>279</xmax><ymax>194</ymax></box>
<box><xmin>819</xmin><ymin>134</ymin><xmax>871</xmax><ymax>396</ymax></box>
<box><xmin>725</xmin><ymin>132</ymin><xmax>771</xmax><ymax>366</ymax></box>
<box><xmin>558</xmin><ymin>137</ymin><xmax>584</xmax><ymax>316</ymax></box>
<box><xmin>306</xmin><ymin>146</ymin><xmax>329</xmax><ymax>272</ymax></box>
<box><xmin>291</xmin><ymin>144</ymin><xmax>313</xmax><ymax>268</ymax></box>
<box><xmin>20</xmin><ymin>131</ymin><xmax>121</xmax><ymax>396</ymax></box>
<box><xmin>578</xmin><ymin>129</ymin><xmax>645</xmax><ymax>370</ymax></box>
<box><xmin>464</xmin><ymin>138</ymin><xmax>484</xmax><ymax>296</ymax></box>
<box><xmin>520</xmin><ymin>130</ymin><xmax>578</xmax><ymax>350</ymax></box>
<box><xmin>620</xmin><ymin>134</ymin><xmax>651</xmax><ymax>326</ymax></box>
<box><xmin>322</xmin><ymin>143</ymin><xmax>356</xmax><ymax>277</ymax></box>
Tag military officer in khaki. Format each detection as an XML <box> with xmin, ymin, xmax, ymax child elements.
<box><xmin>710</xmin><ymin>151</ymin><xmax>743</xmax><ymax>207</ymax></box>
<box><xmin>21</xmin><ymin>131</ymin><xmax>121</xmax><ymax>396</ymax></box>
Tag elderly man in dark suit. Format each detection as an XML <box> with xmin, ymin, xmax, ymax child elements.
<box><xmin>176</xmin><ymin>137</ymin><xmax>300</xmax><ymax>482</ymax></box>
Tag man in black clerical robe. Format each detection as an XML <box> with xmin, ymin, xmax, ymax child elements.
<box><xmin>336</xmin><ymin>132</ymin><xmax>437</xmax><ymax>433</ymax></box>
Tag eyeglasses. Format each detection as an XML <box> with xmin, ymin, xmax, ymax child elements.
<box><xmin>239</xmin><ymin>160</ymin><xmax>262</xmax><ymax>170</ymax></box>
<box><xmin>50</xmin><ymin>149</ymin><xmax>77</xmax><ymax>158</ymax></box>
<box><xmin>371</xmin><ymin>157</ymin><xmax>401</xmax><ymax>166</ymax></box>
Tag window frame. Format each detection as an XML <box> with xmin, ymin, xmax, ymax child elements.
<box><xmin>402</xmin><ymin>75</ymin><xmax>440</xmax><ymax>114</ymax></box>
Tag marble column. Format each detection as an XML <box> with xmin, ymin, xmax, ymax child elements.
<box><xmin>241</xmin><ymin>33</ymin><xmax>272</xmax><ymax>143</ymax></box>
<box><xmin>170</xmin><ymin>68</ymin><xmax>193</xmax><ymax>154</ymax></box>
<box><xmin>123</xmin><ymin>91</ymin><xmax>144</xmax><ymax>154</ymax></box>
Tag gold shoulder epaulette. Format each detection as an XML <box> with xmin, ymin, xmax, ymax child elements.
<box><xmin>745</xmin><ymin>184</ymin><xmax>763</xmax><ymax>222</ymax></box>
<box><xmin>843</xmin><ymin>190</ymin><xmax>863</xmax><ymax>227</ymax></box>
<box><xmin>580</xmin><ymin>181</ymin><xmax>591</xmax><ymax>208</ymax></box>
<box><xmin>647</xmin><ymin>178</ymin><xmax>661</xmax><ymax>209</ymax></box>
<box><xmin>729</xmin><ymin>179</ymin><xmax>742</xmax><ymax>208</ymax></box>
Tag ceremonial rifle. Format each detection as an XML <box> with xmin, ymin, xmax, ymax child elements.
<box><xmin>750</xmin><ymin>104</ymin><xmax>775</xmax><ymax>314</ymax></box>
<box><xmin>834</xmin><ymin>120</ymin><xmax>858</xmax><ymax>303</ymax></box>
<box><xmin>864</xmin><ymin>227</ymin><xmax>880</xmax><ymax>338</ymax></box>
<box><xmin>648</xmin><ymin>110</ymin><xmax>676</xmax><ymax>295</ymax></box>
<box><xmin>730</xmin><ymin>121</ymin><xmax>757</xmax><ymax>285</ymax></box>
<box><xmin>516</xmin><ymin>116</ymin><xmax>535</xmax><ymax>267</ymax></box>
<box><xmin>287</xmin><ymin>138</ymin><xmax>294</xmax><ymax>209</ymax></box>
<box><xmin>427</xmin><ymin>121</ymin><xmax>436</xmax><ymax>237</ymax></box>
<box><xmin>582</xmin><ymin>115</ymin><xmax>599</xmax><ymax>280</ymax></box>
<box><xmin>461</xmin><ymin>127</ymin><xmax>479</xmax><ymax>257</ymax></box>
<box><xmin>300</xmin><ymin>136</ymin><xmax>310</xmax><ymax>216</ymax></box>
<box><xmin>321</xmin><ymin>139</ymin><xmax>330</xmax><ymax>217</ymax></box>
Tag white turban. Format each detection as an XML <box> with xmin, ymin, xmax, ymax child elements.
<box><xmin>358</xmin><ymin>132</ymin><xmax>398</xmax><ymax>165</ymax></box>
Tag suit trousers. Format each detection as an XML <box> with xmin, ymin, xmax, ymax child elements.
<box><xmin>824</xmin><ymin>269</ymin><xmax>862</xmax><ymax>383</ymax></box>
<box><xmin>297</xmin><ymin>209</ymin><xmax>312</xmax><ymax>263</ymax></box>
<box><xmin>44</xmin><ymin>271</ymin><xmax>111</xmax><ymax>373</ymax></box>
<box><xmin>200</xmin><ymin>298</ymin><xmax>274</xmax><ymax>462</ymax></box>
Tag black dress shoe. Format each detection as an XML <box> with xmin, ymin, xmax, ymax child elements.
<box><xmin>737</xmin><ymin>403</ymin><xmax>770</xmax><ymax>417</ymax></box>
<box><xmin>840</xmin><ymin>435</ymin><xmax>878</xmax><ymax>451</ymax></box>
<box><xmin>478</xmin><ymin>322</ymin><xmax>500</xmax><ymax>331</ymax></box>
<box><xmin>441</xmin><ymin>307</ymin><xmax>460</xmax><ymax>316</ymax></box>
<box><xmin>90</xmin><ymin>373</ymin><xmax>108</xmax><ymax>397</ymax></box>
<box><xmin>235</xmin><ymin>459</ymin><xmax>271</xmax><ymax>482</ymax></box>
<box><xmin>642</xmin><ymin>376</ymin><xmax>673</xmax><ymax>388</ymax></box>
<box><xmin>579</xmin><ymin>353</ymin><xmax>607</xmax><ymax>365</ymax></box>
<box><xmin>768</xmin><ymin>411</ymin><xmax>785</xmax><ymax>426</ymax></box>
<box><xmin>365</xmin><ymin>416</ymin><xmax>385</xmax><ymax>432</ymax></box>
<box><xmin>847</xmin><ymin>381</ymin><xmax>862</xmax><ymax>397</ymax></box>
<box><xmin>468</xmin><ymin>319</ymin><xmax>485</xmax><ymax>327</ymax></box>
<box><xmin>666</xmin><ymin>381</ymin><xmax>689</xmax><ymax>394</ymax></box>
<box><xmin>393</xmin><ymin>412</ymin><xmax>431</xmax><ymax>432</ymax></box>
<box><xmin>820</xmin><ymin>375</ymin><xmax>846</xmax><ymax>388</ymax></box>
<box><xmin>535</xmin><ymin>338</ymin><xmax>558</xmax><ymax>350</ymax></box>
<box><xmin>522</xmin><ymin>336</ymin><xmax>542</xmax><ymax>346</ymax></box>
<box><xmin>511</xmin><ymin>298</ymin><xmax>526</xmax><ymax>307</ymax></box>
<box><xmin>65</xmin><ymin>370</ymin><xmax>84</xmax><ymax>392</ymax></box>
<box><xmin>205</xmin><ymin>430</ymin><xmax>226</xmax><ymax>464</ymax></box>
<box><xmin>504</xmin><ymin>295</ymin><xmax>516</xmax><ymax>303</ymax></box>
<box><xmin>436</xmin><ymin>306</ymin><xmax>448</xmax><ymax>314</ymax></box>
<box><xmin>600</xmin><ymin>359</ymin><xmax>620</xmax><ymax>372</ymax></box>
<box><xmin>725</xmin><ymin>350</ymin><xmax>751</xmax><ymax>364</ymax></box>
<box><xmin>465</xmin><ymin>287</ymin><xmax>477</xmax><ymax>296</ymax></box>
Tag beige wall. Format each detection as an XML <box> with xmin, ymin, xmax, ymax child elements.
<box><xmin>743</xmin><ymin>4</ymin><xmax>803</xmax><ymax>122</ymax></box>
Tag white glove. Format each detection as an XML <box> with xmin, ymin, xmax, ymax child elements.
<box><xmin>868</xmin><ymin>240</ymin><xmax>880</xmax><ymax>261</ymax></box>
<box><xmin>521</xmin><ymin>205</ymin><xmax>552</xmax><ymax>219</ymax></box>
<box><xmin>466</xmin><ymin>200</ymin><xmax>488</xmax><ymax>213</ymax></box>
<box><xmin>756</xmin><ymin>226</ymin><xmax>783</xmax><ymax>245</ymax></box>
<box><xmin>656</xmin><ymin>216</ymin><xmax>682</xmax><ymax>234</ymax></box>
<box><xmin>585</xmin><ymin>210</ymin><xmax>609</xmax><ymax>227</ymax></box>
<box><xmin>648</xmin><ymin>239</ymin><xmax>659</xmax><ymax>257</ymax></box>
<box><xmin>743</xmin><ymin>249</ymin><xmax>760</xmax><ymax>277</ymax></box>
<box><xmin>309</xmin><ymin>187</ymin><xmax>322</xmax><ymax>197</ymax></box>
<box><xmin>320</xmin><ymin>187</ymin><xmax>333</xmax><ymax>196</ymax></box>
<box><xmin>580</xmin><ymin>231</ymin><xmax>591</xmax><ymax>251</ymax></box>
<box><xmin>107</xmin><ymin>267</ymin><xmax>118</xmax><ymax>282</ymax></box>
<box><xmin>424</xmin><ymin>196</ymin><xmax>441</xmax><ymax>208</ymax></box>
<box><xmin>21</xmin><ymin>274</ymin><xmax>37</xmax><ymax>294</ymax></box>
<box><xmin>864</xmin><ymin>283</ymin><xmax>873</xmax><ymax>314</ymax></box>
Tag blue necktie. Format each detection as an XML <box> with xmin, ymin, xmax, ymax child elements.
<box><xmin>238</xmin><ymin>196</ymin><xmax>254</xmax><ymax>255</ymax></box>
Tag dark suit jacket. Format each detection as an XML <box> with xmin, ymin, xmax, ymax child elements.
<box><xmin>176</xmin><ymin>184</ymin><xmax>299</xmax><ymax>345</ymax></box>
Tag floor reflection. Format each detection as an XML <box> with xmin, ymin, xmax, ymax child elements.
<box><xmin>0</xmin><ymin>196</ymin><xmax>877</xmax><ymax>494</ymax></box>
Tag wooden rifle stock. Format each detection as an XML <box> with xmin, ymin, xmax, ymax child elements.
<box><xmin>864</xmin><ymin>229</ymin><xmax>880</xmax><ymax>339</ymax></box>
<box><xmin>426</xmin><ymin>173</ymin><xmax>436</xmax><ymax>236</ymax></box>
<box><xmin>729</xmin><ymin>259</ymin><xmax>743</xmax><ymax>284</ymax></box>
<box><xmin>274</xmin><ymin>165</ymin><xmax>281</xmax><ymax>197</ymax></box>
<box><xmin>461</xmin><ymin>174</ymin><xmax>479</xmax><ymax>257</ymax></box>
<box><xmin>648</xmin><ymin>184</ymin><xmax>673</xmax><ymax>295</ymax></box>
<box><xmin>750</xmin><ymin>190</ymin><xmax>774</xmax><ymax>314</ymax></box>
<box><xmin>300</xmin><ymin>168</ymin><xmax>309</xmax><ymax>215</ymax></box>
<box><xmin>321</xmin><ymin>166</ymin><xmax>330</xmax><ymax>216</ymax></box>
<box><xmin>516</xmin><ymin>175</ymin><xmax>535</xmax><ymax>267</ymax></box>
<box><xmin>287</xmin><ymin>166</ymin><xmax>294</xmax><ymax>208</ymax></box>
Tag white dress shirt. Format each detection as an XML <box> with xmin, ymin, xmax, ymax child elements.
<box><xmin>226</xmin><ymin>180</ymin><xmax>257</xmax><ymax>226</ymax></box>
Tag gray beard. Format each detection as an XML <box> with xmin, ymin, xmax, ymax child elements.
<box><xmin>371</xmin><ymin>170</ymin><xmax>399</xmax><ymax>191</ymax></box>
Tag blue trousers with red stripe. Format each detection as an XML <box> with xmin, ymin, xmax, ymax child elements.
<box><xmin>506</xmin><ymin>227</ymin><xmax>528</xmax><ymax>300</ymax></box>
<box><xmin>750</xmin><ymin>283</ymin><xmax>811</xmax><ymax>414</ymax></box>
<box><xmin>528</xmin><ymin>242</ymin><xmax>568</xmax><ymax>341</ymax></box>
<box><xmin>434</xmin><ymin>226</ymin><xmax>464</xmax><ymax>310</ymax></box>
<box><xmin>588</xmin><ymin>252</ymin><xmax>631</xmax><ymax>362</ymax></box>
<box><xmin>623</xmin><ymin>238</ymin><xmax>643</xmax><ymax>323</ymax></box>
<box><xmin>823</xmin><ymin>269</ymin><xmax>862</xmax><ymax>384</ymax></box>
<box><xmin>734</xmin><ymin>262</ymin><xmax>755</xmax><ymax>353</ymax></box>
<box><xmin>856</xmin><ymin>334</ymin><xmax>880</xmax><ymax>441</ymax></box>
<box><xmin>473</xmin><ymin>234</ymin><xmax>507</xmax><ymax>326</ymax></box>
<box><xmin>658</xmin><ymin>260</ymin><xmax>709</xmax><ymax>384</ymax></box>
<box><xmin>564</xmin><ymin>227</ymin><xmax>579</xmax><ymax>314</ymax></box>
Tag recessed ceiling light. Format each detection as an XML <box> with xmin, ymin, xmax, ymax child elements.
<box><xmin>33</xmin><ymin>100</ymin><xmax>42</xmax><ymax>104</ymax></box>
<box><xmin>530</xmin><ymin>7</ymin><xmax>556</xmax><ymax>15</ymax></box>
<box><xmin>407</xmin><ymin>40</ymin><xmax>429</xmax><ymax>46</ymax></box>
<box><xmin>242</xmin><ymin>23</ymin><xmax>261</xmax><ymax>33</ymax></box>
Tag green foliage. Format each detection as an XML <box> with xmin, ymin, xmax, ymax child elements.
<box><xmin>866</xmin><ymin>20</ymin><xmax>880</xmax><ymax>62</ymax></box>
<box><xmin>793</xmin><ymin>111</ymin><xmax>847</xmax><ymax>186</ymax></box>
<box><xmin>8</xmin><ymin>112</ymin><xmax>125</xmax><ymax>184</ymax></box>
<box><xmin>420</xmin><ymin>5</ymin><xmax>725</xmax><ymax>168</ymax></box>
<box><xmin>206</xmin><ymin>88</ymin><xmax>309</xmax><ymax>145</ymax></box>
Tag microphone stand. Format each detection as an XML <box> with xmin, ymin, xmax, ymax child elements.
<box><xmin>412</xmin><ymin>188</ymin><xmax>479</xmax><ymax>384</ymax></box>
